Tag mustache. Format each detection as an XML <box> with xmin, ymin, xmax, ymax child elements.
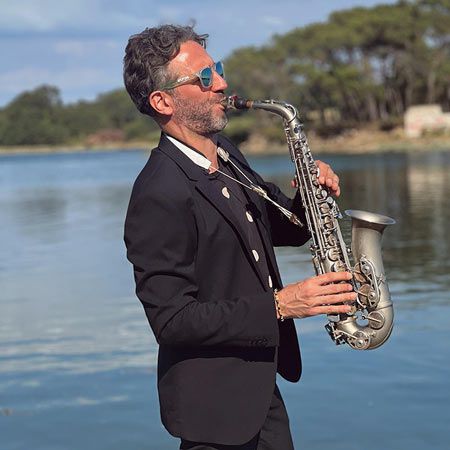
<box><xmin>213</xmin><ymin>95</ymin><xmax>227</xmax><ymax>106</ymax></box>
<box><xmin>213</xmin><ymin>92</ymin><xmax>226</xmax><ymax>102</ymax></box>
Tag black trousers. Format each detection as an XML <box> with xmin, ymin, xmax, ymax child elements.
<box><xmin>179</xmin><ymin>385</ymin><xmax>295</xmax><ymax>450</ymax></box>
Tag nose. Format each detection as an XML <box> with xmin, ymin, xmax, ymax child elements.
<box><xmin>212</xmin><ymin>69</ymin><xmax>227</xmax><ymax>91</ymax></box>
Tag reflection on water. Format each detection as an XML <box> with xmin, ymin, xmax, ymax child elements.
<box><xmin>1</xmin><ymin>149</ymin><xmax>449</xmax><ymax>449</ymax></box>
<box><xmin>1</xmin><ymin>151</ymin><xmax>155</xmax><ymax>379</ymax></box>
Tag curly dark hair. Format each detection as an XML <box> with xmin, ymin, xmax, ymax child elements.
<box><xmin>123</xmin><ymin>24</ymin><xmax>208</xmax><ymax>117</ymax></box>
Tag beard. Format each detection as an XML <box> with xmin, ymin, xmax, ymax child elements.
<box><xmin>171</xmin><ymin>93</ymin><xmax>228</xmax><ymax>136</ymax></box>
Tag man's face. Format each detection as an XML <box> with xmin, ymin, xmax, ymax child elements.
<box><xmin>167</xmin><ymin>41</ymin><xmax>228</xmax><ymax>136</ymax></box>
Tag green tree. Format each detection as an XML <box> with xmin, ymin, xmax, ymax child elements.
<box><xmin>0</xmin><ymin>85</ymin><xmax>69</xmax><ymax>145</ymax></box>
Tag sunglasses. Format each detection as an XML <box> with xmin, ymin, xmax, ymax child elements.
<box><xmin>161</xmin><ymin>61</ymin><xmax>225</xmax><ymax>91</ymax></box>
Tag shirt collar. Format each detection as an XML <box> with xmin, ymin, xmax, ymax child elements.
<box><xmin>165</xmin><ymin>134</ymin><xmax>212</xmax><ymax>171</ymax></box>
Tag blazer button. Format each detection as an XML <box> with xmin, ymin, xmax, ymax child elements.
<box><xmin>222</xmin><ymin>187</ymin><xmax>230</xmax><ymax>198</ymax></box>
<box><xmin>252</xmin><ymin>250</ymin><xmax>259</xmax><ymax>262</ymax></box>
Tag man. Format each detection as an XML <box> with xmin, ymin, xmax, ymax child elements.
<box><xmin>123</xmin><ymin>25</ymin><xmax>356</xmax><ymax>450</ymax></box>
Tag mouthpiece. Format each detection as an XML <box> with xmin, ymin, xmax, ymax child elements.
<box><xmin>223</xmin><ymin>96</ymin><xmax>252</xmax><ymax>110</ymax></box>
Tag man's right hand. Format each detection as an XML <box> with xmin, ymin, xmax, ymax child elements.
<box><xmin>276</xmin><ymin>271</ymin><xmax>356</xmax><ymax>319</ymax></box>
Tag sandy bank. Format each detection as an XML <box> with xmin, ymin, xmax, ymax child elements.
<box><xmin>240</xmin><ymin>127</ymin><xmax>450</xmax><ymax>155</ymax></box>
<box><xmin>1</xmin><ymin>128</ymin><xmax>449</xmax><ymax>156</ymax></box>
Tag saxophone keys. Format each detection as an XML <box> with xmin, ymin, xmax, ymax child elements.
<box><xmin>367</xmin><ymin>311</ymin><xmax>385</xmax><ymax>330</ymax></box>
<box><xmin>316</xmin><ymin>188</ymin><xmax>328</xmax><ymax>200</ymax></box>
<box><xmin>327</xmin><ymin>248</ymin><xmax>340</xmax><ymax>261</ymax></box>
<box><xmin>361</xmin><ymin>262</ymin><xmax>372</xmax><ymax>275</ymax></box>
<box><xmin>319</xmin><ymin>203</ymin><xmax>330</xmax><ymax>214</ymax></box>
<box><xmin>326</xmin><ymin>234</ymin><xmax>337</xmax><ymax>247</ymax></box>
<box><xmin>357</xmin><ymin>284</ymin><xmax>379</xmax><ymax>308</ymax></box>
<box><xmin>332</xmin><ymin>261</ymin><xmax>346</xmax><ymax>272</ymax></box>
<box><xmin>354</xmin><ymin>273</ymin><xmax>366</xmax><ymax>284</ymax></box>
<box><xmin>353</xmin><ymin>263</ymin><xmax>366</xmax><ymax>283</ymax></box>
<box><xmin>323</xmin><ymin>215</ymin><xmax>335</xmax><ymax>231</ymax></box>
<box><xmin>367</xmin><ymin>290</ymin><xmax>379</xmax><ymax>306</ymax></box>
<box><xmin>349</xmin><ymin>331</ymin><xmax>371</xmax><ymax>350</ymax></box>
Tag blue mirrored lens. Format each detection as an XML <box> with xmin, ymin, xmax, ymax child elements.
<box><xmin>199</xmin><ymin>67</ymin><xmax>213</xmax><ymax>87</ymax></box>
<box><xmin>214</xmin><ymin>61</ymin><xmax>224</xmax><ymax>78</ymax></box>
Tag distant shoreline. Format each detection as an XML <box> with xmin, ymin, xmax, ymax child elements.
<box><xmin>1</xmin><ymin>129</ymin><xmax>450</xmax><ymax>156</ymax></box>
<box><xmin>0</xmin><ymin>141</ymin><xmax>157</xmax><ymax>156</ymax></box>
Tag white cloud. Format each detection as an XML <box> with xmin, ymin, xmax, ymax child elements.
<box><xmin>0</xmin><ymin>0</ymin><xmax>159</xmax><ymax>33</ymax></box>
<box><xmin>0</xmin><ymin>0</ymin><xmax>89</xmax><ymax>32</ymax></box>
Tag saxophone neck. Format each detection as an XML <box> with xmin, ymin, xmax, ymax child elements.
<box><xmin>225</xmin><ymin>96</ymin><xmax>299</xmax><ymax>123</ymax></box>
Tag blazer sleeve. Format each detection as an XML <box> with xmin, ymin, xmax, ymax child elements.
<box><xmin>251</xmin><ymin>172</ymin><xmax>311</xmax><ymax>247</ymax></box>
<box><xmin>124</xmin><ymin>177</ymin><xmax>279</xmax><ymax>348</ymax></box>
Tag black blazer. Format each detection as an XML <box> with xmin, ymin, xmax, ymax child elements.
<box><xmin>124</xmin><ymin>133</ymin><xmax>310</xmax><ymax>445</ymax></box>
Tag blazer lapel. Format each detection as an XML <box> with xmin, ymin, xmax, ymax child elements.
<box><xmin>157</xmin><ymin>133</ymin><xmax>205</xmax><ymax>181</ymax></box>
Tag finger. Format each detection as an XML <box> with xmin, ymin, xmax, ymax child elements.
<box><xmin>316</xmin><ymin>160</ymin><xmax>329</xmax><ymax>185</ymax></box>
<box><xmin>320</xmin><ymin>175</ymin><xmax>336</xmax><ymax>187</ymax></box>
<box><xmin>314</xmin><ymin>271</ymin><xmax>353</xmax><ymax>284</ymax></box>
<box><xmin>314</xmin><ymin>291</ymin><xmax>358</xmax><ymax>305</ymax></box>
<box><xmin>326</xmin><ymin>174</ymin><xmax>338</xmax><ymax>186</ymax></box>
<box><xmin>319</xmin><ymin>282</ymin><xmax>353</xmax><ymax>295</ymax></box>
<box><xmin>316</xmin><ymin>160</ymin><xmax>329</xmax><ymax>171</ymax></box>
<box><xmin>309</xmin><ymin>303</ymin><xmax>353</xmax><ymax>316</ymax></box>
<box><xmin>330</xmin><ymin>175</ymin><xmax>339</xmax><ymax>189</ymax></box>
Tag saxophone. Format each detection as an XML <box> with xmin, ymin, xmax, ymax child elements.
<box><xmin>225</xmin><ymin>96</ymin><xmax>395</xmax><ymax>350</ymax></box>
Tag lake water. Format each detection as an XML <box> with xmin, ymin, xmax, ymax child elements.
<box><xmin>1</xmin><ymin>148</ymin><xmax>449</xmax><ymax>449</ymax></box>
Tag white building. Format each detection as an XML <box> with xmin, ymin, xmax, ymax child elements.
<box><xmin>404</xmin><ymin>104</ymin><xmax>450</xmax><ymax>138</ymax></box>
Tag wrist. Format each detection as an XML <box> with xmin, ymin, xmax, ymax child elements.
<box><xmin>273</xmin><ymin>289</ymin><xmax>285</xmax><ymax>321</ymax></box>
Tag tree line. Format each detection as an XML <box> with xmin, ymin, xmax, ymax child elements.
<box><xmin>0</xmin><ymin>0</ymin><xmax>449</xmax><ymax>146</ymax></box>
<box><xmin>0</xmin><ymin>86</ymin><xmax>159</xmax><ymax>146</ymax></box>
<box><xmin>225</xmin><ymin>0</ymin><xmax>450</xmax><ymax>140</ymax></box>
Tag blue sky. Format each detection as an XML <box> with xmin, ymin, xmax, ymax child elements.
<box><xmin>0</xmin><ymin>0</ymin><xmax>396</xmax><ymax>107</ymax></box>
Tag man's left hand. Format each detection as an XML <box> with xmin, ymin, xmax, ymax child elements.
<box><xmin>291</xmin><ymin>160</ymin><xmax>341</xmax><ymax>197</ymax></box>
<box><xmin>315</xmin><ymin>159</ymin><xmax>340</xmax><ymax>197</ymax></box>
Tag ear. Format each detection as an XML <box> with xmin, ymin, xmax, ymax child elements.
<box><xmin>148</xmin><ymin>91</ymin><xmax>174</xmax><ymax>117</ymax></box>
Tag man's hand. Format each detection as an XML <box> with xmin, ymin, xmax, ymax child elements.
<box><xmin>315</xmin><ymin>159</ymin><xmax>340</xmax><ymax>197</ymax></box>
<box><xmin>291</xmin><ymin>159</ymin><xmax>340</xmax><ymax>197</ymax></box>
<box><xmin>276</xmin><ymin>272</ymin><xmax>356</xmax><ymax>319</ymax></box>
